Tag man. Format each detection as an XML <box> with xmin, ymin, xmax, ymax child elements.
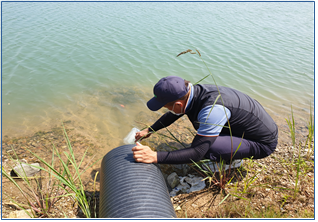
<box><xmin>132</xmin><ymin>76</ymin><xmax>278</xmax><ymax>166</ymax></box>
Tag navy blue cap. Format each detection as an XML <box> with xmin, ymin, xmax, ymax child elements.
<box><xmin>147</xmin><ymin>76</ymin><xmax>188</xmax><ymax>111</ymax></box>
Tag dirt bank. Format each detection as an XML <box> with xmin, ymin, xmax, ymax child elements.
<box><xmin>1</xmin><ymin>112</ymin><xmax>314</xmax><ymax>218</ymax></box>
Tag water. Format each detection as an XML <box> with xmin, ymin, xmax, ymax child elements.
<box><xmin>2</xmin><ymin>2</ymin><xmax>314</xmax><ymax>152</ymax></box>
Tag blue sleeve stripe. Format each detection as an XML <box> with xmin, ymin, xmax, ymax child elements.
<box><xmin>196</xmin><ymin>104</ymin><xmax>231</xmax><ymax>137</ymax></box>
<box><xmin>197</xmin><ymin>133</ymin><xmax>219</xmax><ymax>137</ymax></box>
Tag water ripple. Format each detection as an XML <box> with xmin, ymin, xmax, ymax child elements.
<box><xmin>2</xmin><ymin>2</ymin><xmax>314</xmax><ymax>139</ymax></box>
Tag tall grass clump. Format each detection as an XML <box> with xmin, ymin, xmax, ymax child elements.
<box><xmin>2</xmin><ymin>125</ymin><xmax>100</xmax><ymax>218</ymax></box>
<box><xmin>2</xmin><ymin>148</ymin><xmax>69</xmax><ymax>218</ymax></box>
<box><xmin>285</xmin><ymin>105</ymin><xmax>296</xmax><ymax>162</ymax></box>
<box><xmin>176</xmin><ymin>49</ymin><xmax>237</xmax><ymax>190</ymax></box>
<box><xmin>305</xmin><ymin>103</ymin><xmax>314</xmax><ymax>160</ymax></box>
<box><xmin>284</xmin><ymin>105</ymin><xmax>314</xmax><ymax>198</ymax></box>
<box><xmin>235</xmin><ymin>158</ymin><xmax>261</xmax><ymax>194</ymax></box>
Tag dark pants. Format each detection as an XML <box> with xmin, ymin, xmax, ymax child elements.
<box><xmin>205</xmin><ymin>134</ymin><xmax>278</xmax><ymax>162</ymax></box>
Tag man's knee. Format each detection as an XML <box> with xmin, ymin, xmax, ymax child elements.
<box><xmin>253</xmin><ymin>141</ymin><xmax>278</xmax><ymax>159</ymax></box>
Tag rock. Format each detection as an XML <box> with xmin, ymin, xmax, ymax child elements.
<box><xmin>185</xmin><ymin>174</ymin><xmax>206</xmax><ymax>193</ymax></box>
<box><xmin>174</xmin><ymin>205</ymin><xmax>182</xmax><ymax>211</ymax></box>
<box><xmin>11</xmin><ymin>163</ymin><xmax>40</xmax><ymax>177</ymax></box>
<box><xmin>170</xmin><ymin>174</ymin><xmax>206</xmax><ymax>196</ymax></box>
<box><xmin>162</xmin><ymin>164</ymin><xmax>190</xmax><ymax>177</ymax></box>
<box><xmin>182</xmin><ymin>164</ymin><xmax>191</xmax><ymax>175</ymax></box>
<box><xmin>178</xmin><ymin>177</ymin><xmax>191</xmax><ymax>192</ymax></box>
<box><xmin>167</xmin><ymin>172</ymin><xmax>180</xmax><ymax>189</ymax></box>
<box><xmin>8</xmin><ymin>209</ymin><xmax>33</xmax><ymax>218</ymax></box>
<box><xmin>299</xmin><ymin>195</ymin><xmax>306</xmax><ymax>203</ymax></box>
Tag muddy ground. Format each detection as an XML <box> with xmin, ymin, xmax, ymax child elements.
<box><xmin>1</xmin><ymin>112</ymin><xmax>314</xmax><ymax>218</ymax></box>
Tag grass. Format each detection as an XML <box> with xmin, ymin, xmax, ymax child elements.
<box><xmin>235</xmin><ymin>158</ymin><xmax>262</xmax><ymax>194</ymax></box>
<box><xmin>2</xmin><ymin>150</ymin><xmax>67</xmax><ymax>218</ymax></box>
<box><xmin>188</xmin><ymin>105</ymin><xmax>313</xmax><ymax>218</ymax></box>
<box><xmin>305</xmin><ymin>103</ymin><xmax>314</xmax><ymax>160</ymax></box>
<box><xmin>286</xmin><ymin>105</ymin><xmax>296</xmax><ymax>162</ymax></box>
<box><xmin>169</xmin><ymin>50</ymin><xmax>245</xmax><ymax>209</ymax></box>
<box><xmin>2</xmin><ymin>125</ymin><xmax>101</xmax><ymax>218</ymax></box>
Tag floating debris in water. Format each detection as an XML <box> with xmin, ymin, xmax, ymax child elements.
<box><xmin>176</xmin><ymin>49</ymin><xmax>196</xmax><ymax>57</ymax></box>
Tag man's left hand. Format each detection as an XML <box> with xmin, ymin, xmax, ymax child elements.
<box><xmin>132</xmin><ymin>143</ymin><xmax>157</xmax><ymax>163</ymax></box>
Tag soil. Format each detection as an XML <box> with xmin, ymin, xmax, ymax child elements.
<box><xmin>1</xmin><ymin>112</ymin><xmax>314</xmax><ymax>218</ymax></box>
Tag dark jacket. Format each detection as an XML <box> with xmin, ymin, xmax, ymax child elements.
<box><xmin>186</xmin><ymin>84</ymin><xmax>278</xmax><ymax>144</ymax></box>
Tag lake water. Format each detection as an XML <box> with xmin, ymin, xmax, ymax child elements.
<box><xmin>2</xmin><ymin>2</ymin><xmax>314</xmax><ymax>152</ymax></box>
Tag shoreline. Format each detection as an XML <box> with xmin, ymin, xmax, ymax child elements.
<box><xmin>1</xmin><ymin>102</ymin><xmax>311</xmax><ymax>145</ymax></box>
<box><xmin>1</xmin><ymin>105</ymin><xmax>311</xmax><ymax>150</ymax></box>
<box><xmin>1</xmin><ymin>109</ymin><xmax>311</xmax><ymax>184</ymax></box>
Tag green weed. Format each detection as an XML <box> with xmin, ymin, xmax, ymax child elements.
<box><xmin>2</xmin><ymin>124</ymin><xmax>101</xmax><ymax>218</ymax></box>
<box><xmin>285</xmin><ymin>105</ymin><xmax>296</xmax><ymax>162</ymax></box>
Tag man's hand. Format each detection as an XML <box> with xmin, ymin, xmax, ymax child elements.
<box><xmin>132</xmin><ymin>142</ymin><xmax>157</xmax><ymax>163</ymax></box>
<box><xmin>135</xmin><ymin>128</ymin><xmax>151</xmax><ymax>142</ymax></box>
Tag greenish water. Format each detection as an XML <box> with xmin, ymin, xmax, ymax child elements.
<box><xmin>2</xmin><ymin>2</ymin><xmax>314</xmax><ymax>151</ymax></box>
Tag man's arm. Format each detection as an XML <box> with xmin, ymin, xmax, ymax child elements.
<box><xmin>156</xmin><ymin>135</ymin><xmax>217</xmax><ymax>164</ymax></box>
<box><xmin>133</xmin><ymin>104</ymin><xmax>231</xmax><ymax>164</ymax></box>
<box><xmin>149</xmin><ymin>112</ymin><xmax>183</xmax><ymax>132</ymax></box>
<box><xmin>132</xmin><ymin>135</ymin><xmax>217</xmax><ymax>164</ymax></box>
<box><xmin>135</xmin><ymin>112</ymin><xmax>183</xmax><ymax>142</ymax></box>
<box><xmin>156</xmin><ymin>104</ymin><xmax>231</xmax><ymax>164</ymax></box>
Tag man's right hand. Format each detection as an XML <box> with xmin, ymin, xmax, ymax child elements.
<box><xmin>135</xmin><ymin>128</ymin><xmax>151</xmax><ymax>142</ymax></box>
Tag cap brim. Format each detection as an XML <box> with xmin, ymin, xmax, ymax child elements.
<box><xmin>147</xmin><ymin>97</ymin><xmax>166</xmax><ymax>111</ymax></box>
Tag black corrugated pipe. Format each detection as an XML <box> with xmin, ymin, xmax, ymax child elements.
<box><xmin>99</xmin><ymin>144</ymin><xmax>177</xmax><ymax>218</ymax></box>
